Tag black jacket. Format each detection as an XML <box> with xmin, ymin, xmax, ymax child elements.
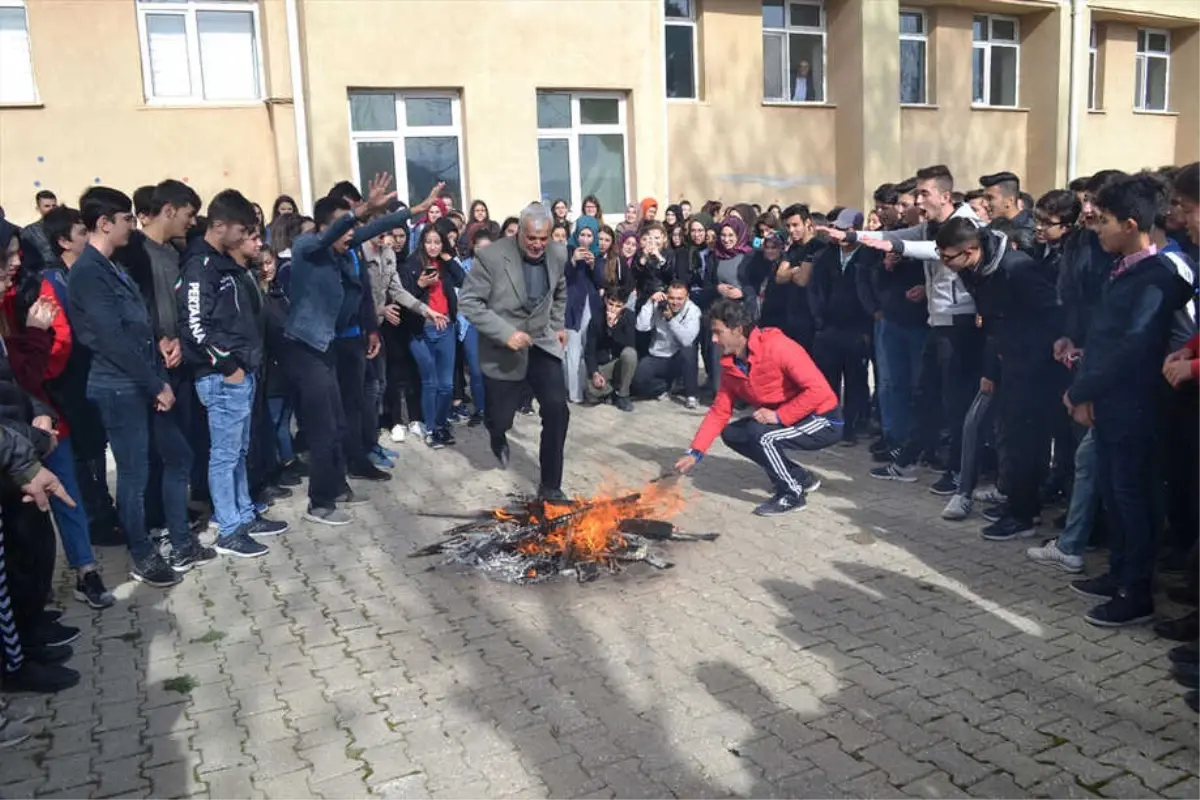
<box><xmin>1057</xmin><ymin>227</ymin><xmax>1116</xmax><ymax>346</ymax></box>
<box><xmin>0</xmin><ymin>344</ymin><xmax>55</xmax><ymax>465</ymax></box>
<box><xmin>584</xmin><ymin>306</ymin><xmax>636</xmax><ymax>375</ymax></box>
<box><xmin>809</xmin><ymin>245</ymin><xmax>877</xmax><ymax>335</ymax></box>
<box><xmin>262</xmin><ymin>280</ymin><xmax>291</xmax><ymax>397</ymax></box>
<box><xmin>0</xmin><ymin>422</ymin><xmax>42</xmax><ymax>488</ymax></box>
<box><xmin>857</xmin><ymin>251</ymin><xmax>926</xmax><ymax>330</ymax></box>
<box><xmin>177</xmin><ymin>238</ymin><xmax>264</xmax><ymax>378</ymax></box>
<box><xmin>398</xmin><ymin>254</ymin><xmax>464</xmax><ymax>336</ymax></box>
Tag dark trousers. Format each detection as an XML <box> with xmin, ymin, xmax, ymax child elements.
<box><xmin>1094</xmin><ymin>410</ymin><xmax>1159</xmax><ymax>598</ymax></box>
<box><xmin>1164</xmin><ymin>386</ymin><xmax>1199</xmax><ymax>554</ymax></box>
<box><xmin>382</xmin><ymin>324</ymin><xmax>422</xmax><ymax>427</ymax></box>
<box><xmin>146</xmin><ymin>366</ymin><xmax>200</xmax><ymax>528</ymax></box>
<box><xmin>247</xmin><ymin>370</ymin><xmax>277</xmax><ymax>498</ymax></box>
<box><xmin>288</xmin><ymin>340</ymin><xmax>346</xmax><ymax>509</ymax></box>
<box><xmin>999</xmin><ymin>358</ymin><xmax>1057</xmax><ymax>522</ymax></box>
<box><xmin>63</xmin><ymin>394</ymin><xmax>119</xmax><ymax>536</ymax></box>
<box><xmin>335</xmin><ymin>336</ymin><xmax>370</xmax><ymax>471</ymax></box>
<box><xmin>812</xmin><ymin>327</ymin><xmax>870</xmax><ymax>433</ymax></box>
<box><xmin>897</xmin><ymin>322</ymin><xmax>984</xmax><ymax>471</ymax></box>
<box><xmin>1</xmin><ymin>498</ymin><xmax>55</xmax><ymax>648</ymax></box>
<box><xmin>364</xmin><ymin>344</ymin><xmax>386</xmax><ymax>450</ymax></box>
<box><xmin>484</xmin><ymin>347</ymin><xmax>569</xmax><ymax>491</ymax></box>
<box><xmin>720</xmin><ymin>409</ymin><xmax>843</xmax><ymax>496</ymax></box>
<box><xmin>631</xmin><ymin>348</ymin><xmax>699</xmax><ymax>399</ymax></box>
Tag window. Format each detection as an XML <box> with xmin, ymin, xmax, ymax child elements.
<box><xmin>135</xmin><ymin>0</ymin><xmax>263</xmax><ymax>103</ymax></box>
<box><xmin>1087</xmin><ymin>24</ymin><xmax>1099</xmax><ymax>110</ymax></box>
<box><xmin>536</xmin><ymin>92</ymin><xmax>628</xmax><ymax>216</ymax></box>
<box><xmin>1135</xmin><ymin>28</ymin><xmax>1170</xmax><ymax>111</ymax></box>
<box><xmin>0</xmin><ymin>0</ymin><xmax>37</xmax><ymax>104</ymax></box>
<box><xmin>348</xmin><ymin>91</ymin><xmax>465</xmax><ymax>208</ymax></box>
<box><xmin>762</xmin><ymin>1</ymin><xmax>826</xmax><ymax>103</ymax></box>
<box><xmin>899</xmin><ymin>9</ymin><xmax>927</xmax><ymax>105</ymax></box>
<box><xmin>971</xmin><ymin>14</ymin><xmax>1019</xmax><ymax>107</ymax></box>
<box><xmin>665</xmin><ymin>0</ymin><xmax>698</xmax><ymax>100</ymax></box>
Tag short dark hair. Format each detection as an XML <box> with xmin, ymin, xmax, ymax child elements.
<box><xmin>500</xmin><ymin>216</ymin><xmax>519</xmax><ymax>232</ymax></box>
<box><xmin>667</xmin><ymin>280</ymin><xmax>689</xmax><ymax>293</ymax></box>
<box><xmin>980</xmin><ymin>171</ymin><xmax>1021</xmax><ymax>197</ymax></box>
<box><xmin>894</xmin><ymin>177</ymin><xmax>918</xmax><ymax>196</ymax></box>
<box><xmin>207</xmin><ymin>189</ymin><xmax>258</xmax><ymax>228</ymax></box>
<box><xmin>873</xmin><ymin>183</ymin><xmax>899</xmax><ymax>206</ymax></box>
<box><xmin>552</xmin><ymin>220</ymin><xmax>571</xmax><ymax>236</ymax></box>
<box><xmin>1019</xmin><ymin>192</ymin><xmax>1034</xmax><ymax>212</ymax></box>
<box><xmin>934</xmin><ymin>217</ymin><xmax>983</xmax><ymax>251</ymax></box>
<box><xmin>1068</xmin><ymin>176</ymin><xmax>1091</xmax><ymax>193</ymax></box>
<box><xmin>780</xmin><ymin>203</ymin><xmax>811</xmax><ymax>223</ymax></box>
<box><xmin>328</xmin><ymin>181</ymin><xmax>362</xmax><ymax>204</ymax></box>
<box><xmin>950</xmin><ymin>192</ymin><xmax>966</xmax><ymax>205</ymax></box>
<box><xmin>152</xmin><ymin>179</ymin><xmax>202</xmax><ymax>217</ymax></box>
<box><xmin>1035</xmin><ymin>189</ymin><xmax>1081</xmax><ymax>227</ymax></box>
<box><xmin>470</xmin><ymin>225</ymin><xmax>493</xmax><ymax>248</ymax></box>
<box><xmin>604</xmin><ymin>284</ymin><xmax>631</xmax><ymax>304</ymax></box>
<box><xmin>313</xmin><ymin>195</ymin><xmax>352</xmax><ymax>229</ymax></box>
<box><xmin>1094</xmin><ymin>173</ymin><xmax>1166</xmax><ymax>233</ymax></box>
<box><xmin>35</xmin><ymin>189</ymin><xmax>56</xmax><ymax>204</ymax></box>
<box><xmin>1085</xmin><ymin>169</ymin><xmax>1127</xmax><ymax>196</ymax></box>
<box><xmin>79</xmin><ymin>186</ymin><xmax>132</xmax><ymax>231</ymax></box>
<box><xmin>827</xmin><ymin>206</ymin><xmax>844</xmax><ymax>222</ymax></box>
<box><xmin>708</xmin><ymin>297</ymin><xmax>756</xmax><ymax>336</ymax></box>
<box><xmin>132</xmin><ymin>185</ymin><xmax>156</xmax><ymax>218</ymax></box>
<box><xmin>964</xmin><ymin>189</ymin><xmax>986</xmax><ymax>202</ymax></box>
<box><xmin>989</xmin><ymin>217</ymin><xmax>1037</xmax><ymax>253</ymax></box>
<box><xmin>915</xmin><ymin>164</ymin><xmax>954</xmax><ymax>193</ymax></box>
<box><xmin>1174</xmin><ymin>162</ymin><xmax>1199</xmax><ymax>204</ymax></box>
<box><xmin>43</xmin><ymin>206</ymin><xmax>83</xmax><ymax>257</ymax></box>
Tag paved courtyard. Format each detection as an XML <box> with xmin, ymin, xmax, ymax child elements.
<box><xmin>0</xmin><ymin>399</ymin><xmax>1197</xmax><ymax>799</ymax></box>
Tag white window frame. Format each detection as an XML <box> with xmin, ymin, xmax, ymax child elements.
<box><xmin>535</xmin><ymin>92</ymin><xmax>630</xmax><ymax>216</ymax></box>
<box><xmin>971</xmin><ymin>13</ymin><xmax>1020</xmax><ymax>108</ymax></box>
<box><xmin>135</xmin><ymin>0</ymin><xmax>265</xmax><ymax>105</ymax></box>
<box><xmin>665</xmin><ymin>0</ymin><xmax>699</xmax><ymax>101</ymax></box>
<box><xmin>898</xmin><ymin>8</ymin><xmax>928</xmax><ymax>105</ymax></box>
<box><xmin>0</xmin><ymin>0</ymin><xmax>38</xmax><ymax>104</ymax></box>
<box><xmin>762</xmin><ymin>0</ymin><xmax>827</xmax><ymax>104</ymax></box>
<box><xmin>347</xmin><ymin>90</ymin><xmax>468</xmax><ymax>206</ymax></box>
<box><xmin>1134</xmin><ymin>27</ymin><xmax>1170</xmax><ymax>112</ymax></box>
<box><xmin>1087</xmin><ymin>23</ymin><xmax>1099</xmax><ymax>110</ymax></box>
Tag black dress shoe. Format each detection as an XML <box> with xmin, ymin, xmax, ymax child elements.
<box><xmin>491</xmin><ymin>436</ymin><xmax>510</xmax><ymax>470</ymax></box>
<box><xmin>538</xmin><ymin>487</ymin><xmax>570</xmax><ymax>504</ymax></box>
<box><xmin>347</xmin><ymin>463</ymin><xmax>392</xmax><ymax>482</ymax></box>
<box><xmin>2</xmin><ymin>661</ymin><xmax>80</xmax><ymax>693</ymax></box>
<box><xmin>1154</xmin><ymin>611</ymin><xmax>1199</xmax><ymax>642</ymax></box>
<box><xmin>26</xmin><ymin>643</ymin><xmax>73</xmax><ymax>665</ymax></box>
<box><xmin>1170</xmin><ymin>661</ymin><xmax>1199</xmax><ymax>689</ymax></box>
<box><xmin>1169</xmin><ymin>643</ymin><xmax>1199</xmax><ymax>664</ymax></box>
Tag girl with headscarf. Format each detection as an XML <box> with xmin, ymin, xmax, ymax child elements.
<box><xmin>617</xmin><ymin>202</ymin><xmax>640</xmax><ymax>236</ymax></box>
<box><xmin>562</xmin><ymin>216</ymin><xmax>603</xmax><ymax>403</ymax></box>
<box><xmin>703</xmin><ymin>216</ymin><xmax>758</xmax><ymax>391</ymax></box>
<box><xmin>664</xmin><ymin>204</ymin><xmax>682</xmax><ymax>228</ymax></box>
<box><xmin>639</xmin><ymin>197</ymin><xmax>658</xmax><ymax>224</ymax></box>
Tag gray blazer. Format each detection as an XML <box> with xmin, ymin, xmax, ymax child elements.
<box><xmin>459</xmin><ymin>236</ymin><xmax>567</xmax><ymax>381</ymax></box>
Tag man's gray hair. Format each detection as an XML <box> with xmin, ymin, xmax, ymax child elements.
<box><xmin>519</xmin><ymin>202</ymin><xmax>553</xmax><ymax>232</ymax></box>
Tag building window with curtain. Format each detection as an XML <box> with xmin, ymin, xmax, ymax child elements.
<box><xmin>665</xmin><ymin>0</ymin><xmax>698</xmax><ymax>100</ymax></box>
<box><xmin>0</xmin><ymin>0</ymin><xmax>37</xmax><ymax>104</ymax></box>
<box><xmin>348</xmin><ymin>91</ymin><xmax>465</xmax><ymax>208</ymax></box>
<box><xmin>971</xmin><ymin>14</ymin><xmax>1019</xmax><ymax>108</ymax></box>
<box><xmin>1088</xmin><ymin>23</ymin><xmax>1100</xmax><ymax>110</ymax></box>
<box><xmin>536</xmin><ymin>92</ymin><xmax>628</xmax><ymax>216</ymax></box>
<box><xmin>1135</xmin><ymin>28</ymin><xmax>1170</xmax><ymax>112</ymax></box>
<box><xmin>762</xmin><ymin>0</ymin><xmax>826</xmax><ymax>103</ymax></box>
<box><xmin>135</xmin><ymin>0</ymin><xmax>263</xmax><ymax>103</ymax></box>
<box><xmin>899</xmin><ymin>9</ymin><xmax>927</xmax><ymax>105</ymax></box>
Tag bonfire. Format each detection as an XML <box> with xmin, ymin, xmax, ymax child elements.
<box><xmin>410</xmin><ymin>476</ymin><xmax>719</xmax><ymax>584</ymax></box>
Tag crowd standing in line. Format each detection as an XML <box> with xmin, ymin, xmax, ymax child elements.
<box><xmin>0</xmin><ymin>158</ymin><xmax>1197</xmax><ymax>747</ymax></box>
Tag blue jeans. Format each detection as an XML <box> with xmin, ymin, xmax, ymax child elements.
<box><xmin>878</xmin><ymin>320</ymin><xmax>927</xmax><ymax>446</ymax></box>
<box><xmin>268</xmin><ymin>396</ymin><xmax>295</xmax><ymax>463</ymax></box>
<box><xmin>1057</xmin><ymin>430</ymin><xmax>1097</xmax><ymax>556</ymax></box>
<box><xmin>195</xmin><ymin>373</ymin><xmax>257</xmax><ymax>539</ymax></box>
<box><xmin>88</xmin><ymin>383</ymin><xmax>193</xmax><ymax>563</ymax></box>
<box><xmin>409</xmin><ymin>323</ymin><xmax>456</xmax><ymax>432</ymax></box>
<box><xmin>461</xmin><ymin>325</ymin><xmax>485</xmax><ymax>413</ymax></box>
<box><xmin>44</xmin><ymin>438</ymin><xmax>94</xmax><ymax>570</ymax></box>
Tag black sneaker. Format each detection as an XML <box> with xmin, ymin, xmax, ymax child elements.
<box><xmin>872</xmin><ymin>447</ymin><xmax>902</xmax><ymax>464</ymax></box>
<box><xmin>1173</xmin><ymin>663</ymin><xmax>1200</xmax><ymax>689</ymax></box>
<box><xmin>538</xmin><ymin>487</ymin><xmax>570</xmax><ymax>504</ymax></box>
<box><xmin>615</xmin><ymin>396</ymin><xmax>634</xmax><ymax>412</ymax></box>
<box><xmin>436</xmin><ymin>427</ymin><xmax>457</xmax><ymax>446</ymax></box>
<box><xmin>26</xmin><ymin>643</ymin><xmax>73</xmax><ymax>665</ymax></box>
<box><xmin>424</xmin><ymin>433</ymin><xmax>444</xmax><ymax>450</ymax></box>
<box><xmin>131</xmin><ymin>554</ymin><xmax>183</xmax><ymax>588</ymax></box>
<box><xmin>929</xmin><ymin>471</ymin><xmax>960</xmax><ymax>497</ymax></box>
<box><xmin>303</xmin><ymin>506</ymin><xmax>352</xmax><ymax>526</ymax></box>
<box><xmin>260</xmin><ymin>484</ymin><xmax>293</xmax><ymax>502</ymax></box>
<box><xmin>348</xmin><ymin>462</ymin><xmax>392</xmax><ymax>482</ymax></box>
<box><xmin>869</xmin><ymin>438</ymin><xmax>892</xmax><ymax>455</ymax></box>
<box><xmin>800</xmin><ymin>474</ymin><xmax>821</xmax><ymax>494</ymax></box>
<box><xmin>1169</xmin><ymin>643</ymin><xmax>1199</xmax><ymax>665</ymax></box>
<box><xmin>467</xmin><ymin>411</ymin><xmax>484</xmax><ymax>427</ymax></box>
<box><xmin>246</xmin><ymin>517</ymin><xmax>289</xmax><ymax>537</ymax></box>
<box><xmin>277</xmin><ymin>468</ymin><xmax>303</xmax><ymax>487</ymax></box>
<box><xmin>980</xmin><ymin>516</ymin><xmax>1037</xmax><ymax>541</ymax></box>
<box><xmin>73</xmin><ymin>571</ymin><xmax>115</xmax><ymax>609</ymax></box>
<box><xmin>1</xmin><ymin>661</ymin><xmax>80</xmax><ymax>694</ymax></box>
<box><xmin>214</xmin><ymin>532</ymin><xmax>269</xmax><ymax>559</ymax></box>
<box><xmin>753</xmin><ymin>492</ymin><xmax>807</xmax><ymax>517</ymax></box>
<box><xmin>169</xmin><ymin>542</ymin><xmax>218</xmax><ymax>573</ymax></box>
<box><xmin>37</xmin><ymin>621</ymin><xmax>81</xmax><ymax>647</ymax></box>
<box><xmin>1070</xmin><ymin>573</ymin><xmax>1119</xmax><ymax>601</ymax></box>
<box><xmin>981</xmin><ymin>502</ymin><xmax>1008</xmax><ymax>523</ymax></box>
<box><xmin>1153</xmin><ymin>611</ymin><xmax>1199</xmax><ymax>642</ymax></box>
<box><xmin>1085</xmin><ymin>590</ymin><xmax>1154</xmax><ymax>628</ymax></box>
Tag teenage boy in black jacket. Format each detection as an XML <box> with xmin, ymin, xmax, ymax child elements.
<box><xmin>935</xmin><ymin>218</ymin><xmax>1062</xmax><ymax>541</ymax></box>
<box><xmin>1064</xmin><ymin>173</ymin><xmax>1192</xmax><ymax>628</ymax></box>
<box><xmin>584</xmin><ymin>287</ymin><xmax>638</xmax><ymax>411</ymax></box>
<box><xmin>179</xmin><ymin>190</ymin><xmax>286</xmax><ymax>561</ymax></box>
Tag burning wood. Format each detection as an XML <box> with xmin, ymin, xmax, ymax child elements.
<box><xmin>410</xmin><ymin>477</ymin><xmax>718</xmax><ymax>584</ymax></box>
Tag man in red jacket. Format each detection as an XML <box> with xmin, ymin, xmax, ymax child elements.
<box><xmin>675</xmin><ymin>298</ymin><xmax>842</xmax><ymax>516</ymax></box>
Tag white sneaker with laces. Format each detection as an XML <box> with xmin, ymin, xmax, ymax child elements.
<box><xmin>942</xmin><ymin>494</ymin><xmax>972</xmax><ymax>520</ymax></box>
<box><xmin>973</xmin><ymin>485</ymin><xmax>1008</xmax><ymax>504</ymax></box>
<box><xmin>1026</xmin><ymin>538</ymin><xmax>1084</xmax><ymax>573</ymax></box>
<box><xmin>390</xmin><ymin>424</ymin><xmax>407</xmax><ymax>443</ymax></box>
<box><xmin>409</xmin><ymin>421</ymin><xmax>426</xmax><ymax>437</ymax></box>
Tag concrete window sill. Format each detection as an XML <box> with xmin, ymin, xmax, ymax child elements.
<box><xmin>900</xmin><ymin>103</ymin><xmax>939</xmax><ymax>110</ymax></box>
<box><xmin>762</xmin><ymin>101</ymin><xmax>837</xmax><ymax>109</ymax></box>
<box><xmin>970</xmin><ymin>105</ymin><xmax>1031</xmax><ymax>113</ymax></box>
<box><xmin>138</xmin><ymin>100</ymin><xmax>265</xmax><ymax>111</ymax></box>
<box><xmin>1133</xmin><ymin>108</ymin><xmax>1179</xmax><ymax>117</ymax></box>
<box><xmin>0</xmin><ymin>102</ymin><xmax>43</xmax><ymax>110</ymax></box>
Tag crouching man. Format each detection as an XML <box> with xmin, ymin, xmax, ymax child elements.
<box><xmin>674</xmin><ymin>298</ymin><xmax>843</xmax><ymax>516</ymax></box>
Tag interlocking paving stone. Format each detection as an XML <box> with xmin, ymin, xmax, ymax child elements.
<box><xmin>0</xmin><ymin>400</ymin><xmax>1196</xmax><ymax>798</ymax></box>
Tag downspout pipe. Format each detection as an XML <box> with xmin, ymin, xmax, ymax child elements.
<box><xmin>1066</xmin><ymin>0</ymin><xmax>1084</xmax><ymax>181</ymax></box>
<box><xmin>285</xmin><ymin>0</ymin><xmax>314</xmax><ymax>213</ymax></box>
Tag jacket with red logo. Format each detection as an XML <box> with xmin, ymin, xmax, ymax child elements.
<box><xmin>690</xmin><ymin>326</ymin><xmax>838</xmax><ymax>454</ymax></box>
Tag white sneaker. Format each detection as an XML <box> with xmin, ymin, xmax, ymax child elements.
<box><xmin>685</xmin><ymin>396</ymin><xmax>698</xmax><ymax>410</ymax></box>
<box><xmin>390</xmin><ymin>424</ymin><xmax>407</xmax><ymax>443</ymax></box>
<box><xmin>942</xmin><ymin>494</ymin><xmax>972</xmax><ymax>521</ymax></box>
<box><xmin>1026</xmin><ymin>538</ymin><xmax>1084</xmax><ymax>573</ymax></box>
<box><xmin>973</xmin><ymin>485</ymin><xmax>1008</xmax><ymax>504</ymax></box>
<box><xmin>409</xmin><ymin>421</ymin><xmax>426</xmax><ymax>437</ymax></box>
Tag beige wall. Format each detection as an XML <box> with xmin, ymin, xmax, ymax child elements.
<box><xmin>0</xmin><ymin>0</ymin><xmax>284</xmax><ymax>223</ymax></box>
<box><xmin>299</xmin><ymin>0</ymin><xmax>667</xmax><ymax>219</ymax></box>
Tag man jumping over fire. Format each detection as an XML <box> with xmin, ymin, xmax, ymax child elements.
<box><xmin>675</xmin><ymin>298</ymin><xmax>842</xmax><ymax>516</ymax></box>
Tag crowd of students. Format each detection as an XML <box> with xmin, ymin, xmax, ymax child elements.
<box><xmin>0</xmin><ymin>158</ymin><xmax>1196</xmax><ymax>743</ymax></box>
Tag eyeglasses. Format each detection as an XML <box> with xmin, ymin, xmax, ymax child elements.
<box><xmin>1034</xmin><ymin>216</ymin><xmax>1067</xmax><ymax>229</ymax></box>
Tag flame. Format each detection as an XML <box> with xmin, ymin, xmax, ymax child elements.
<box><xmin>498</xmin><ymin>479</ymin><xmax>685</xmax><ymax>563</ymax></box>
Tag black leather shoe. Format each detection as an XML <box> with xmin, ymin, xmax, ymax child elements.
<box><xmin>1154</xmin><ymin>611</ymin><xmax>1199</xmax><ymax>642</ymax></box>
<box><xmin>2</xmin><ymin>661</ymin><xmax>80</xmax><ymax>693</ymax></box>
<box><xmin>26</xmin><ymin>643</ymin><xmax>73</xmax><ymax>665</ymax></box>
<box><xmin>1170</xmin><ymin>661</ymin><xmax>1199</xmax><ymax>689</ymax></box>
<box><xmin>348</xmin><ymin>463</ymin><xmax>392</xmax><ymax>482</ymax></box>
<box><xmin>491</xmin><ymin>436</ymin><xmax>510</xmax><ymax>470</ymax></box>
<box><xmin>1169</xmin><ymin>643</ymin><xmax>1199</xmax><ymax>664</ymax></box>
<box><xmin>538</xmin><ymin>487</ymin><xmax>570</xmax><ymax>504</ymax></box>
